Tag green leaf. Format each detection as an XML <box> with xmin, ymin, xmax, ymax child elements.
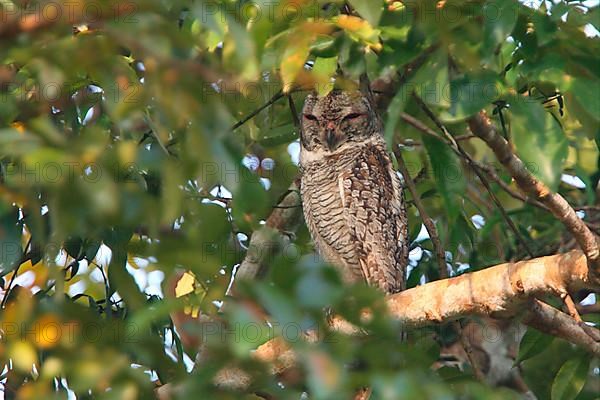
<box><xmin>224</xmin><ymin>18</ymin><xmax>259</xmax><ymax>80</ymax></box>
<box><xmin>253</xmin><ymin>282</ymin><xmax>305</xmax><ymax>329</ymax></box>
<box><xmin>440</xmin><ymin>70</ymin><xmax>500</xmax><ymax>122</ymax></box>
<box><xmin>257</xmin><ymin>123</ymin><xmax>298</xmax><ymax>147</ymax></box>
<box><xmin>482</xmin><ymin>0</ymin><xmax>519</xmax><ymax>52</ymax></box>
<box><xmin>384</xmin><ymin>86</ymin><xmax>409</xmax><ymax>143</ymax></box>
<box><xmin>550</xmin><ymin>353</ymin><xmax>591</xmax><ymax>400</ymax></box>
<box><xmin>411</xmin><ymin>49</ymin><xmax>449</xmax><ymax>110</ymax></box>
<box><xmin>516</xmin><ymin>327</ymin><xmax>554</xmax><ymax>364</ymax></box>
<box><xmin>448</xmin><ymin>213</ymin><xmax>474</xmax><ymax>260</ymax></box>
<box><xmin>412</xmin><ymin>335</ymin><xmax>441</xmax><ymax>367</ymax></box>
<box><xmin>422</xmin><ymin>135</ymin><xmax>466</xmax><ymax>221</ymax></box>
<box><xmin>589</xmin><ymin>7</ymin><xmax>600</xmax><ymax>31</ymax></box>
<box><xmin>0</xmin><ymin>204</ymin><xmax>21</xmax><ymax>275</ymax></box>
<box><xmin>510</xmin><ymin>97</ymin><xmax>568</xmax><ymax>191</ymax></box>
<box><xmin>229</xmin><ymin>167</ymin><xmax>270</xmax><ymax>234</ymax></box>
<box><xmin>312</xmin><ymin>56</ymin><xmax>338</xmax><ymax>96</ymax></box>
<box><xmin>107</xmin><ymin>246</ymin><xmax>146</xmax><ymax>312</ymax></box>
<box><xmin>570</xmin><ymin>78</ymin><xmax>600</xmax><ymax>122</ymax></box>
<box><xmin>310</xmin><ymin>35</ymin><xmax>341</xmax><ymax>58</ymax></box>
<box><xmin>348</xmin><ymin>0</ymin><xmax>383</xmax><ymax>27</ymax></box>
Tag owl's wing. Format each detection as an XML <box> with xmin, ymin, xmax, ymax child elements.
<box><xmin>340</xmin><ymin>145</ymin><xmax>408</xmax><ymax>294</ymax></box>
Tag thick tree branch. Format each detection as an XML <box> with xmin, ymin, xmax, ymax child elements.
<box><xmin>206</xmin><ymin>250</ymin><xmax>598</xmax><ymax>392</ymax></box>
<box><xmin>378</xmin><ymin>251</ymin><xmax>594</xmax><ymax>325</ymax></box>
<box><xmin>468</xmin><ymin>112</ymin><xmax>600</xmax><ymax>277</ymax></box>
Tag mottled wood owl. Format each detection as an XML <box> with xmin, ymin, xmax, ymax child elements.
<box><xmin>299</xmin><ymin>86</ymin><xmax>409</xmax><ymax>294</ymax></box>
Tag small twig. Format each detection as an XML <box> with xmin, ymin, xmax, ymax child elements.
<box><xmin>577</xmin><ymin>303</ymin><xmax>600</xmax><ymax>314</ymax></box>
<box><xmin>288</xmin><ymin>95</ymin><xmax>300</xmax><ymax>128</ymax></box>
<box><xmin>90</xmin><ymin>260</ymin><xmax>113</xmax><ymax>315</ymax></box>
<box><xmin>523</xmin><ymin>299</ymin><xmax>600</xmax><ymax>356</ymax></box>
<box><xmin>476</xmin><ymin>163</ymin><xmax>549</xmax><ymax>211</ymax></box>
<box><xmin>412</xmin><ymin>167</ymin><xmax>428</xmax><ymax>185</ymax></box>
<box><xmin>1</xmin><ymin>237</ymin><xmax>32</xmax><ymax>309</ymax></box>
<box><xmin>399</xmin><ymin>112</ymin><xmax>441</xmax><ymax>141</ymax></box>
<box><xmin>454</xmin><ymin>134</ymin><xmax>476</xmax><ymax>141</ymax></box>
<box><xmin>144</xmin><ymin>111</ymin><xmax>174</xmax><ymax>157</ymax></box>
<box><xmin>576</xmin><ymin>205</ymin><xmax>600</xmax><ymax>212</ymax></box>
<box><xmin>561</xmin><ymin>293</ymin><xmax>584</xmax><ymax>323</ymax></box>
<box><xmin>231</xmin><ymin>90</ymin><xmax>285</xmax><ymax>131</ymax></box>
<box><xmin>395</xmin><ymin>149</ymin><xmax>447</xmax><ymax>278</ymax></box>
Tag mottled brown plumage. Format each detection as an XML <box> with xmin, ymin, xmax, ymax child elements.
<box><xmin>299</xmin><ymin>89</ymin><xmax>408</xmax><ymax>294</ymax></box>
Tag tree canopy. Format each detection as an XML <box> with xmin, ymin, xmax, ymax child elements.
<box><xmin>0</xmin><ymin>0</ymin><xmax>599</xmax><ymax>399</ymax></box>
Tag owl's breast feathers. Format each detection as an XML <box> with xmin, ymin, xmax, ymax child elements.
<box><xmin>300</xmin><ymin>141</ymin><xmax>408</xmax><ymax>294</ymax></box>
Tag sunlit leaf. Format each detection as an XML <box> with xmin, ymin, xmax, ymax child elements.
<box><xmin>348</xmin><ymin>0</ymin><xmax>383</xmax><ymax>27</ymax></box>
<box><xmin>8</xmin><ymin>341</ymin><xmax>37</xmax><ymax>372</ymax></box>
<box><xmin>336</xmin><ymin>15</ymin><xmax>382</xmax><ymax>51</ymax></box>
<box><xmin>511</xmin><ymin>97</ymin><xmax>568</xmax><ymax>191</ymax></box>
<box><xmin>312</xmin><ymin>56</ymin><xmax>338</xmax><ymax>96</ymax></box>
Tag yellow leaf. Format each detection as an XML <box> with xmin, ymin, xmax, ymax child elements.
<box><xmin>279</xmin><ymin>21</ymin><xmax>333</xmax><ymax>92</ymax></box>
<box><xmin>33</xmin><ymin>314</ymin><xmax>62</xmax><ymax>349</ymax></box>
<box><xmin>11</xmin><ymin>122</ymin><xmax>25</xmax><ymax>134</ymax></box>
<box><xmin>9</xmin><ymin>341</ymin><xmax>38</xmax><ymax>372</ymax></box>
<box><xmin>118</xmin><ymin>141</ymin><xmax>138</xmax><ymax>165</ymax></box>
<box><xmin>336</xmin><ymin>15</ymin><xmax>382</xmax><ymax>51</ymax></box>
<box><xmin>175</xmin><ymin>271</ymin><xmax>198</xmax><ymax>298</ymax></box>
<box><xmin>281</xmin><ymin>41</ymin><xmax>311</xmax><ymax>92</ymax></box>
<box><xmin>41</xmin><ymin>357</ymin><xmax>63</xmax><ymax>379</ymax></box>
<box><xmin>127</xmin><ymin>254</ymin><xmax>142</xmax><ymax>270</ymax></box>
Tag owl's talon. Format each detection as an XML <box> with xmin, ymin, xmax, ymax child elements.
<box><xmin>281</xmin><ymin>230</ymin><xmax>296</xmax><ymax>241</ymax></box>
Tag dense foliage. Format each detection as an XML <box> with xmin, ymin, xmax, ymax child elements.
<box><xmin>0</xmin><ymin>0</ymin><xmax>598</xmax><ymax>399</ymax></box>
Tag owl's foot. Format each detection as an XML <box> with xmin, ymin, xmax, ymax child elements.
<box><xmin>281</xmin><ymin>230</ymin><xmax>296</xmax><ymax>242</ymax></box>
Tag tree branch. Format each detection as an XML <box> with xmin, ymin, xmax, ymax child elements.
<box><xmin>577</xmin><ymin>303</ymin><xmax>600</xmax><ymax>314</ymax></box>
<box><xmin>229</xmin><ymin>180</ymin><xmax>303</xmax><ymax>288</ymax></box>
<box><xmin>155</xmin><ymin>250</ymin><xmax>598</xmax><ymax>398</ymax></box>
<box><xmin>213</xmin><ymin>250</ymin><xmax>598</xmax><ymax>392</ymax></box>
<box><xmin>523</xmin><ymin>299</ymin><xmax>600</xmax><ymax>355</ymax></box>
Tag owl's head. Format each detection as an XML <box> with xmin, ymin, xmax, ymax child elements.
<box><xmin>300</xmin><ymin>89</ymin><xmax>381</xmax><ymax>154</ymax></box>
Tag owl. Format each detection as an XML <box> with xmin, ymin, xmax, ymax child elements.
<box><xmin>299</xmin><ymin>87</ymin><xmax>409</xmax><ymax>295</ymax></box>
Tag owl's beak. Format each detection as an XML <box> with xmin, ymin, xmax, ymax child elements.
<box><xmin>325</xmin><ymin>129</ymin><xmax>337</xmax><ymax>150</ymax></box>
<box><xmin>324</xmin><ymin>121</ymin><xmax>341</xmax><ymax>150</ymax></box>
